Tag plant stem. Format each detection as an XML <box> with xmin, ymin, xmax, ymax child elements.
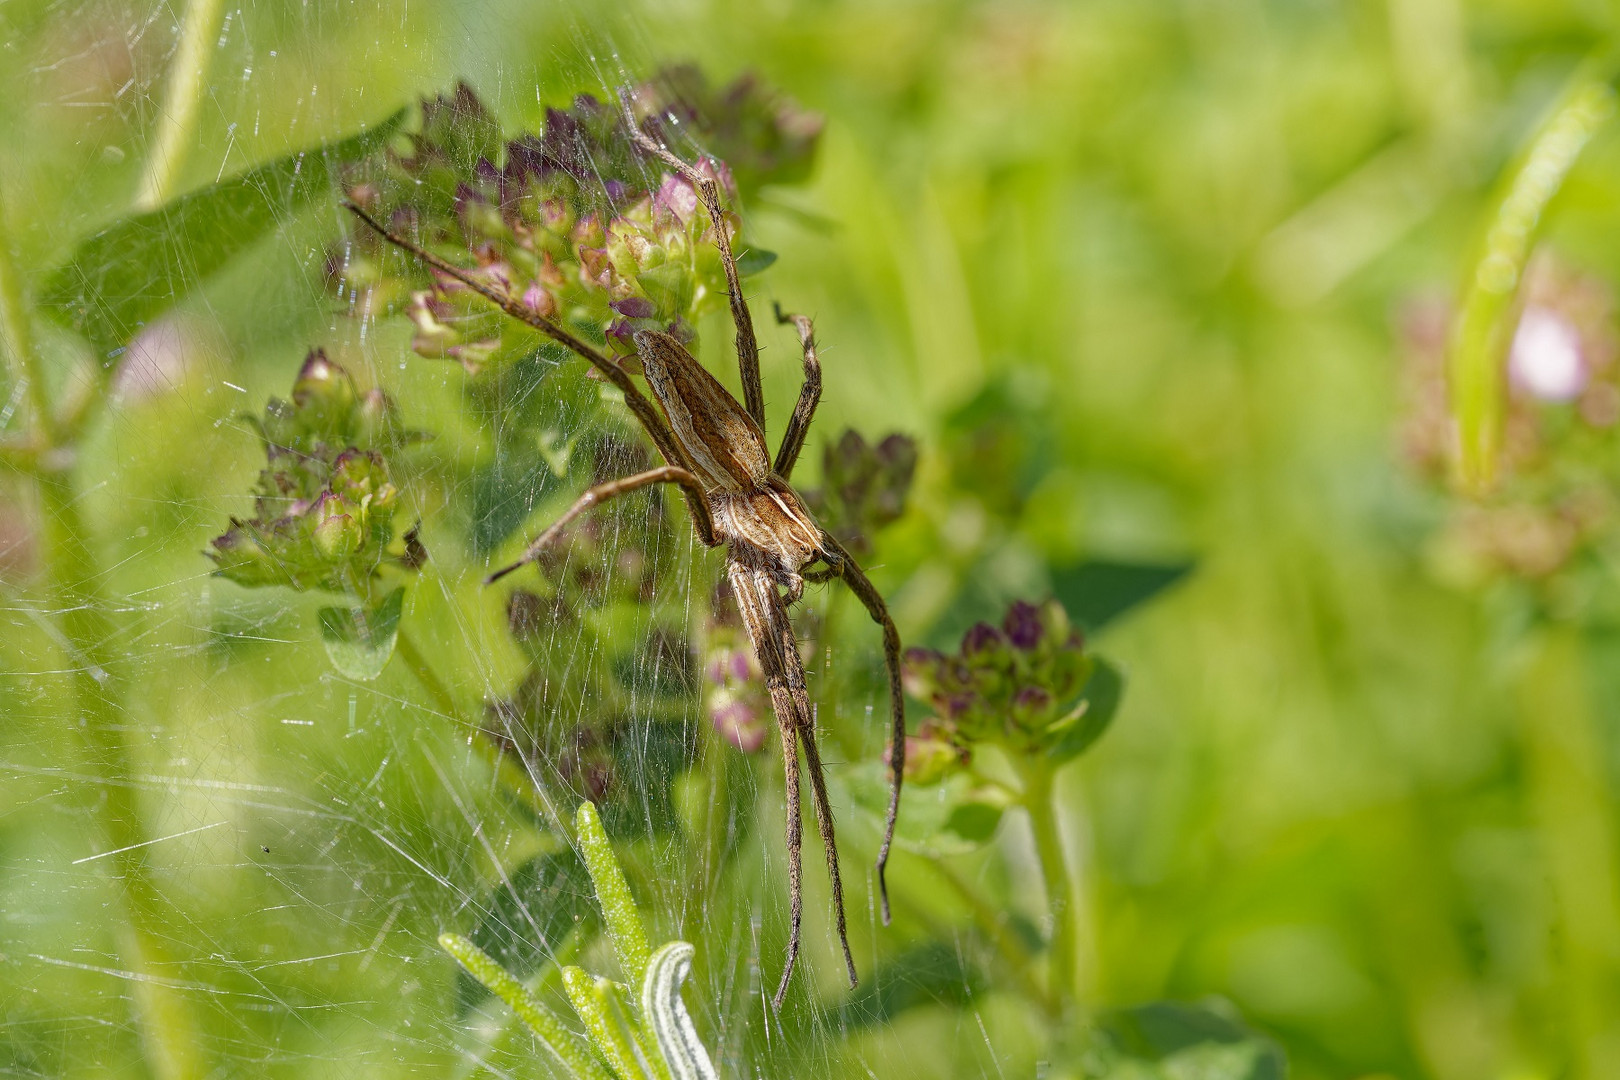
<box><xmin>1021</xmin><ymin>755</ymin><xmax>1078</xmax><ymax>1009</ymax></box>
<box><xmin>37</xmin><ymin>470</ymin><xmax>208</xmax><ymax>1080</ymax></box>
<box><xmin>136</xmin><ymin>0</ymin><xmax>227</xmax><ymax>209</ymax></box>
<box><xmin>393</xmin><ymin>627</ymin><xmax>561</xmax><ymax>827</ymax></box>
<box><xmin>917</xmin><ymin>851</ymin><xmax>1058</xmax><ymax>1016</ymax></box>
<box><xmin>0</xmin><ymin>188</ymin><xmax>58</xmax><ymax>441</ymax></box>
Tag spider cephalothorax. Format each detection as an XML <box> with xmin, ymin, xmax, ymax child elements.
<box><xmin>345</xmin><ymin>90</ymin><xmax>905</xmax><ymax>1007</ymax></box>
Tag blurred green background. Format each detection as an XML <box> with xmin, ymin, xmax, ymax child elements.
<box><xmin>6</xmin><ymin>0</ymin><xmax>1620</xmax><ymax>1078</ymax></box>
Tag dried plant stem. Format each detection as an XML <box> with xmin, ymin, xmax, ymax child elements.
<box><xmin>136</xmin><ymin>0</ymin><xmax>227</xmax><ymax>209</ymax></box>
<box><xmin>38</xmin><ymin>472</ymin><xmax>208</xmax><ymax>1080</ymax></box>
<box><xmin>1021</xmin><ymin>757</ymin><xmax>1079</xmax><ymax>1008</ymax></box>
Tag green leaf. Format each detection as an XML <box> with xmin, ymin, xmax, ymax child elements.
<box><xmin>576</xmin><ymin>802</ymin><xmax>652</xmax><ymax>988</ymax></box>
<box><xmin>641</xmin><ymin>942</ymin><xmax>717</xmax><ymax>1080</ymax></box>
<box><xmin>1047</xmin><ymin>657</ymin><xmax>1126</xmax><ymax>764</ymax></box>
<box><xmin>843</xmin><ymin>766</ymin><xmax>1009</xmax><ymax>856</ymax></box>
<box><xmin>735</xmin><ymin>247</ymin><xmax>777</xmax><ymax>276</ymax></box>
<box><xmin>832</xmin><ymin>942</ymin><xmax>983</xmax><ymax>1029</ymax></box>
<box><xmin>317</xmin><ymin>587</ymin><xmax>404</xmax><ymax>680</ymax></box>
<box><xmin>1449</xmin><ymin>56</ymin><xmax>1617</xmax><ymax>492</ymax></box>
<box><xmin>1089</xmin><ymin>1001</ymin><xmax>1287</xmax><ymax>1080</ymax></box>
<box><xmin>439</xmin><ymin>933</ymin><xmax>617</xmax><ymax>1080</ymax></box>
<box><xmin>1051</xmin><ymin>559</ymin><xmax>1191</xmax><ymax>633</ymax></box>
<box><xmin>40</xmin><ymin>109</ymin><xmax>405</xmax><ymax>359</ymax></box>
<box><xmin>561</xmin><ymin>966</ymin><xmax>655</xmax><ymax>1080</ymax></box>
<box><xmin>457</xmin><ymin>848</ymin><xmax>597</xmax><ymax>1013</ymax></box>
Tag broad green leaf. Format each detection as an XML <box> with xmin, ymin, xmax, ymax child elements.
<box><xmin>41</xmin><ymin>109</ymin><xmax>405</xmax><ymax>359</ymax></box>
<box><xmin>439</xmin><ymin>934</ymin><xmax>616</xmax><ymax>1080</ymax></box>
<box><xmin>735</xmin><ymin>247</ymin><xmax>777</xmax><ymax>276</ymax></box>
<box><xmin>317</xmin><ymin>587</ymin><xmax>404</xmax><ymax>680</ymax></box>
<box><xmin>1089</xmin><ymin>1001</ymin><xmax>1286</xmax><ymax>1080</ymax></box>
<box><xmin>1047</xmin><ymin>657</ymin><xmax>1126</xmax><ymax>765</ymax></box>
<box><xmin>1051</xmin><ymin>559</ymin><xmax>1192</xmax><ymax>633</ymax></box>
<box><xmin>843</xmin><ymin>766</ymin><xmax>1010</xmax><ymax>856</ymax></box>
<box><xmin>832</xmin><ymin>942</ymin><xmax>983</xmax><ymax>1029</ymax></box>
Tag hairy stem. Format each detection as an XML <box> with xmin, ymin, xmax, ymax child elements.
<box><xmin>136</xmin><ymin>0</ymin><xmax>227</xmax><ymax>209</ymax></box>
<box><xmin>38</xmin><ymin>470</ymin><xmax>208</xmax><ymax>1080</ymax></box>
<box><xmin>1021</xmin><ymin>756</ymin><xmax>1078</xmax><ymax>1009</ymax></box>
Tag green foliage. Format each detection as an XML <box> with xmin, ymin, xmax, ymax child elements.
<box><xmin>443</xmin><ymin>802</ymin><xmax>721</xmax><ymax>1080</ymax></box>
<box><xmin>39</xmin><ymin>111</ymin><xmax>404</xmax><ymax>359</ymax></box>
<box><xmin>209</xmin><ymin>350</ymin><xmax>416</xmax><ymax>597</ymax></box>
<box><xmin>1085</xmin><ymin>1002</ymin><xmax>1286</xmax><ymax>1080</ymax></box>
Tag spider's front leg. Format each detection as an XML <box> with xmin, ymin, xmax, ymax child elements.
<box><xmin>772</xmin><ymin>304</ymin><xmax>822</xmax><ymax>481</ymax></box>
<box><xmin>621</xmin><ymin>90</ymin><xmax>766</xmax><ymax>430</ymax></box>
<box><xmin>484</xmin><ymin>466</ymin><xmax>715</xmax><ymax>584</ymax></box>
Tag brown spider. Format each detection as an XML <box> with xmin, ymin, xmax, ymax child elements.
<box><xmin>343</xmin><ymin>91</ymin><xmax>905</xmax><ymax>1007</ymax></box>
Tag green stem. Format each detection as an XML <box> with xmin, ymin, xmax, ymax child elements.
<box><xmin>135</xmin><ymin>0</ymin><xmax>227</xmax><ymax>209</ymax></box>
<box><xmin>38</xmin><ymin>471</ymin><xmax>208</xmax><ymax>1080</ymax></box>
<box><xmin>918</xmin><ymin>851</ymin><xmax>1058</xmax><ymax>1016</ymax></box>
<box><xmin>0</xmin><ymin>188</ymin><xmax>57</xmax><ymax>441</ymax></box>
<box><xmin>393</xmin><ymin>627</ymin><xmax>562</xmax><ymax>828</ymax></box>
<box><xmin>1449</xmin><ymin>52</ymin><xmax>1618</xmax><ymax>492</ymax></box>
<box><xmin>1021</xmin><ymin>756</ymin><xmax>1078</xmax><ymax>1009</ymax></box>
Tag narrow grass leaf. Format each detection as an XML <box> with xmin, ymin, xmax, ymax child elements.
<box><xmin>438</xmin><ymin>933</ymin><xmax>616</xmax><ymax>1080</ymax></box>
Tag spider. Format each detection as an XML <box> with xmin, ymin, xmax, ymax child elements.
<box><xmin>343</xmin><ymin>90</ymin><xmax>905</xmax><ymax>1008</ymax></box>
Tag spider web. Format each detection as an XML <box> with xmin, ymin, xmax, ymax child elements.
<box><xmin>0</xmin><ymin>3</ymin><xmax>983</xmax><ymax>1079</ymax></box>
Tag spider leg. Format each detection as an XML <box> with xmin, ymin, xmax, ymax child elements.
<box><xmin>620</xmin><ymin>91</ymin><xmax>766</xmax><ymax>431</ymax></box>
<box><xmin>796</xmin><ymin>705</ymin><xmax>859</xmax><ymax>990</ymax></box>
<box><xmin>771</xmin><ymin>304</ymin><xmax>822</xmax><ymax>481</ymax></box>
<box><xmin>771</xmin><ymin>688</ymin><xmax>804</xmax><ymax>1009</ymax></box>
<box><xmin>817</xmin><ymin>534</ymin><xmax>905</xmax><ymax>926</ymax></box>
<box><xmin>343</xmin><ymin>202</ymin><xmax>715</xmax><ymax>549</ymax></box>
<box><xmin>485</xmin><ymin>466</ymin><xmax>714</xmax><ymax>584</ymax></box>
<box><xmin>729</xmin><ymin>561</ymin><xmax>858</xmax><ymax>1005</ymax></box>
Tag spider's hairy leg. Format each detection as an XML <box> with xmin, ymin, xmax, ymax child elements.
<box><xmin>794</xmin><ymin>698</ymin><xmax>858</xmax><ymax>991</ymax></box>
<box><xmin>619</xmin><ymin>90</ymin><xmax>765</xmax><ymax>430</ymax></box>
<box><xmin>818</xmin><ymin>534</ymin><xmax>906</xmax><ymax>926</ymax></box>
<box><xmin>729</xmin><ymin>562</ymin><xmax>858</xmax><ymax>1006</ymax></box>
<box><xmin>485</xmin><ymin>467</ymin><xmax>714</xmax><ymax>584</ymax></box>
<box><xmin>772</xmin><ymin>304</ymin><xmax>822</xmax><ymax>481</ymax></box>
<box><xmin>341</xmin><ymin>202</ymin><xmax>716</xmax><ymax>547</ymax></box>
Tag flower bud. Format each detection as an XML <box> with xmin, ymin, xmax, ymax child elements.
<box><xmin>898</xmin><ymin>724</ymin><xmax>963</xmax><ymax>786</ymax></box>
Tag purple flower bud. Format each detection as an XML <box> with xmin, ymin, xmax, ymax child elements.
<box><xmin>961</xmin><ymin>622</ymin><xmax>1007</xmax><ymax>658</ymax></box>
<box><xmin>519</xmin><ymin>280</ymin><xmax>555</xmax><ymax>317</ymax></box>
<box><xmin>710</xmin><ymin>696</ymin><xmax>767</xmax><ymax>753</ymax></box>
<box><xmin>1003</xmin><ymin>601</ymin><xmax>1044</xmax><ymax>650</ymax></box>
<box><xmin>901</xmin><ymin>646</ymin><xmax>945</xmax><ymax>699</ymax></box>
<box><xmin>1010</xmin><ymin>685</ymin><xmax>1053</xmax><ymax>732</ymax></box>
<box><xmin>605</xmin><ymin>318</ymin><xmax>638</xmax><ymax>355</ymax></box>
<box><xmin>611</xmin><ymin>296</ymin><xmax>657</xmax><ymax>319</ymax></box>
<box><xmin>654</xmin><ymin>173</ymin><xmax>700</xmax><ymax>224</ymax></box>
